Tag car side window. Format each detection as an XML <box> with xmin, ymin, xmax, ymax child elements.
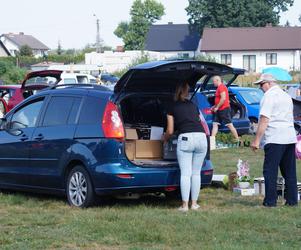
<box><xmin>11</xmin><ymin>98</ymin><xmax>44</xmax><ymax>128</ymax></box>
<box><xmin>42</xmin><ymin>96</ymin><xmax>81</xmax><ymax>126</ymax></box>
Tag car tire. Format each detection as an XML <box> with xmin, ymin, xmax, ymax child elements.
<box><xmin>66</xmin><ymin>165</ymin><xmax>95</xmax><ymax>208</ymax></box>
<box><xmin>249</xmin><ymin>118</ymin><xmax>258</xmax><ymax>135</ymax></box>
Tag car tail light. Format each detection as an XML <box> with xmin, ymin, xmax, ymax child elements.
<box><xmin>102</xmin><ymin>101</ymin><xmax>125</xmax><ymax>139</ymax></box>
<box><xmin>203</xmin><ymin>170</ymin><xmax>213</xmax><ymax>176</ymax></box>
<box><xmin>202</xmin><ymin>108</ymin><xmax>213</xmax><ymax>115</ymax></box>
<box><xmin>116</xmin><ymin>174</ymin><xmax>133</xmax><ymax>179</ymax></box>
<box><xmin>199</xmin><ymin>111</ymin><xmax>210</xmax><ymax>136</ymax></box>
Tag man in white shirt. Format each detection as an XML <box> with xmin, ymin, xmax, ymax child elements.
<box><xmin>251</xmin><ymin>73</ymin><xmax>298</xmax><ymax>207</ymax></box>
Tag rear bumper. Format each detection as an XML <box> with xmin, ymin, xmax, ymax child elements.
<box><xmin>92</xmin><ymin>159</ymin><xmax>213</xmax><ymax>195</ymax></box>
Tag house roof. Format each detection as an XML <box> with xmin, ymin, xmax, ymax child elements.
<box><xmin>0</xmin><ymin>40</ymin><xmax>10</xmax><ymax>55</ymax></box>
<box><xmin>2</xmin><ymin>33</ymin><xmax>49</xmax><ymax>50</ymax></box>
<box><xmin>145</xmin><ymin>24</ymin><xmax>200</xmax><ymax>52</ymax></box>
<box><xmin>201</xmin><ymin>26</ymin><xmax>301</xmax><ymax>51</ymax></box>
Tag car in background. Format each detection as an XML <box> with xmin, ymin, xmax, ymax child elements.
<box><xmin>0</xmin><ymin>60</ymin><xmax>241</xmax><ymax>207</ymax></box>
<box><xmin>0</xmin><ymin>85</ymin><xmax>23</xmax><ymax>112</ymax></box>
<box><xmin>0</xmin><ymin>98</ymin><xmax>7</xmax><ymax>118</ymax></box>
<box><xmin>229</xmin><ymin>87</ymin><xmax>263</xmax><ymax>134</ymax></box>
<box><xmin>60</xmin><ymin>73</ymin><xmax>97</xmax><ymax>84</ymax></box>
<box><xmin>0</xmin><ymin>70</ymin><xmax>99</xmax><ymax>112</ymax></box>
<box><xmin>196</xmin><ymin>82</ymin><xmax>250</xmax><ymax>136</ymax></box>
<box><xmin>100</xmin><ymin>73</ymin><xmax>119</xmax><ymax>84</ymax></box>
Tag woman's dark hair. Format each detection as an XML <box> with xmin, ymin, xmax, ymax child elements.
<box><xmin>174</xmin><ymin>83</ymin><xmax>189</xmax><ymax>101</ymax></box>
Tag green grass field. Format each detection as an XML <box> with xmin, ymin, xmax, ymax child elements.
<box><xmin>0</xmin><ymin>147</ymin><xmax>301</xmax><ymax>250</ymax></box>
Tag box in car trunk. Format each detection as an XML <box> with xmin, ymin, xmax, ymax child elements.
<box><xmin>135</xmin><ymin>140</ymin><xmax>163</xmax><ymax>159</ymax></box>
<box><xmin>125</xmin><ymin>128</ymin><xmax>164</xmax><ymax>160</ymax></box>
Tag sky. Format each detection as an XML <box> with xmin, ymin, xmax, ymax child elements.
<box><xmin>0</xmin><ymin>0</ymin><xmax>300</xmax><ymax>50</ymax></box>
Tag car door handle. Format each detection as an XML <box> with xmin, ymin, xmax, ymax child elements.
<box><xmin>20</xmin><ymin>135</ymin><xmax>29</xmax><ymax>141</ymax></box>
<box><xmin>33</xmin><ymin>134</ymin><xmax>44</xmax><ymax>141</ymax></box>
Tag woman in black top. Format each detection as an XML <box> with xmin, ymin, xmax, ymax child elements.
<box><xmin>163</xmin><ymin>83</ymin><xmax>207</xmax><ymax>212</ymax></box>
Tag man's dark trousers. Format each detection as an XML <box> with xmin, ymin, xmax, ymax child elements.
<box><xmin>263</xmin><ymin>143</ymin><xmax>298</xmax><ymax>206</ymax></box>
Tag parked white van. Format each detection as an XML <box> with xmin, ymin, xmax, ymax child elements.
<box><xmin>59</xmin><ymin>73</ymin><xmax>97</xmax><ymax>84</ymax></box>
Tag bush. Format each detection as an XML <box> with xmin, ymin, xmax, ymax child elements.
<box><xmin>0</xmin><ymin>57</ymin><xmax>27</xmax><ymax>84</ymax></box>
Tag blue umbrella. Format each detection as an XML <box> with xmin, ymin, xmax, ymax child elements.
<box><xmin>262</xmin><ymin>67</ymin><xmax>292</xmax><ymax>81</ymax></box>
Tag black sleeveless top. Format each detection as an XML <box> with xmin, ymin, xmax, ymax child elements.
<box><xmin>168</xmin><ymin>100</ymin><xmax>204</xmax><ymax>134</ymax></box>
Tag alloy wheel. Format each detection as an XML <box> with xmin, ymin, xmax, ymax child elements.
<box><xmin>68</xmin><ymin>171</ymin><xmax>88</xmax><ymax>206</ymax></box>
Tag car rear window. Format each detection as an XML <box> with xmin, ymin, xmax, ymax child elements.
<box><xmin>42</xmin><ymin>96</ymin><xmax>82</xmax><ymax>126</ymax></box>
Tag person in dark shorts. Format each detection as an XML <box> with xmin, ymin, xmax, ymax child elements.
<box><xmin>211</xmin><ymin>75</ymin><xmax>239</xmax><ymax>141</ymax></box>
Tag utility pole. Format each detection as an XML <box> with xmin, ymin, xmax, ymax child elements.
<box><xmin>94</xmin><ymin>14</ymin><xmax>101</xmax><ymax>53</ymax></box>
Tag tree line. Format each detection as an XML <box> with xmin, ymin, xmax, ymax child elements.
<box><xmin>115</xmin><ymin>0</ymin><xmax>297</xmax><ymax>50</ymax></box>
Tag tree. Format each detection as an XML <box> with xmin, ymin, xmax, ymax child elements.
<box><xmin>57</xmin><ymin>40</ymin><xmax>62</xmax><ymax>55</ymax></box>
<box><xmin>186</xmin><ymin>0</ymin><xmax>294</xmax><ymax>32</ymax></box>
<box><xmin>114</xmin><ymin>0</ymin><xmax>165</xmax><ymax>50</ymax></box>
<box><xmin>284</xmin><ymin>20</ymin><xmax>290</xmax><ymax>27</ymax></box>
<box><xmin>19</xmin><ymin>45</ymin><xmax>33</xmax><ymax>57</ymax></box>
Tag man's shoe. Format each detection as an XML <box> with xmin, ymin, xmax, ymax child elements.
<box><xmin>285</xmin><ymin>202</ymin><xmax>298</xmax><ymax>207</ymax></box>
<box><xmin>263</xmin><ymin>202</ymin><xmax>277</xmax><ymax>208</ymax></box>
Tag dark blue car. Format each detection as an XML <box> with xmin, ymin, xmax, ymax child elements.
<box><xmin>0</xmin><ymin>60</ymin><xmax>244</xmax><ymax>207</ymax></box>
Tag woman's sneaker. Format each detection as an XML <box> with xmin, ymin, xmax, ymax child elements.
<box><xmin>178</xmin><ymin>206</ymin><xmax>189</xmax><ymax>212</ymax></box>
<box><xmin>191</xmin><ymin>204</ymin><xmax>200</xmax><ymax>210</ymax></box>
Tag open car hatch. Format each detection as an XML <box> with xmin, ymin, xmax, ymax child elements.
<box><xmin>21</xmin><ymin>70</ymin><xmax>63</xmax><ymax>91</ymax></box>
<box><xmin>114</xmin><ymin>60</ymin><xmax>245</xmax><ymax>100</ymax></box>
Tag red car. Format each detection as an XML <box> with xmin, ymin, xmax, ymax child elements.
<box><xmin>0</xmin><ymin>70</ymin><xmax>62</xmax><ymax>114</ymax></box>
<box><xmin>0</xmin><ymin>97</ymin><xmax>7</xmax><ymax>118</ymax></box>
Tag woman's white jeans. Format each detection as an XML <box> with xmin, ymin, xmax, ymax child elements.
<box><xmin>177</xmin><ymin>132</ymin><xmax>207</xmax><ymax>202</ymax></box>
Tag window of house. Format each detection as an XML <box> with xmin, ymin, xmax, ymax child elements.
<box><xmin>266</xmin><ymin>53</ymin><xmax>277</xmax><ymax>65</ymax></box>
<box><xmin>243</xmin><ymin>55</ymin><xmax>256</xmax><ymax>72</ymax></box>
<box><xmin>221</xmin><ymin>54</ymin><xmax>232</xmax><ymax>65</ymax></box>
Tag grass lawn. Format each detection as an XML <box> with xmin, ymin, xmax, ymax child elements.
<box><xmin>0</xmin><ymin>147</ymin><xmax>301</xmax><ymax>250</ymax></box>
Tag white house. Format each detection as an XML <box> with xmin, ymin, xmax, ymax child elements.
<box><xmin>0</xmin><ymin>40</ymin><xmax>10</xmax><ymax>57</ymax></box>
<box><xmin>0</xmin><ymin>32</ymin><xmax>49</xmax><ymax>58</ymax></box>
<box><xmin>200</xmin><ymin>26</ymin><xmax>301</xmax><ymax>73</ymax></box>
<box><xmin>85</xmin><ymin>51</ymin><xmax>161</xmax><ymax>73</ymax></box>
<box><xmin>145</xmin><ymin>23</ymin><xmax>202</xmax><ymax>59</ymax></box>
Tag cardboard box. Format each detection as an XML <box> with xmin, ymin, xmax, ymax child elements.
<box><xmin>135</xmin><ymin>140</ymin><xmax>163</xmax><ymax>159</ymax></box>
<box><xmin>125</xmin><ymin>140</ymin><xmax>136</xmax><ymax>160</ymax></box>
<box><xmin>233</xmin><ymin>187</ymin><xmax>255</xmax><ymax>196</ymax></box>
<box><xmin>125</xmin><ymin>128</ymin><xmax>138</xmax><ymax>140</ymax></box>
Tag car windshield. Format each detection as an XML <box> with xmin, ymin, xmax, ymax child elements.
<box><xmin>238</xmin><ymin>89</ymin><xmax>263</xmax><ymax>105</ymax></box>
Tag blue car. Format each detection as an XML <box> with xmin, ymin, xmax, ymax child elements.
<box><xmin>229</xmin><ymin>87</ymin><xmax>263</xmax><ymax>133</ymax></box>
<box><xmin>0</xmin><ymin>60</ymin><xmax>244</xmax><ymax>207</ymax></box>
<box><xmin>195</xmin><ymin>82</ymin><xmax>250</xmax><ymax>135</ymax></box>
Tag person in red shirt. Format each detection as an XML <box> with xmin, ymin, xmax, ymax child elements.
<box><xmin>211</xmin><ymin>75</ymin><xmax>239</xmax><ymax>141</ymax></box>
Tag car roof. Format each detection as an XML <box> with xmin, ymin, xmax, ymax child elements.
<box><xmin>31</xmin><ymin>85</ymin><xmax>112</xmax><ymax>98</ymax></box>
